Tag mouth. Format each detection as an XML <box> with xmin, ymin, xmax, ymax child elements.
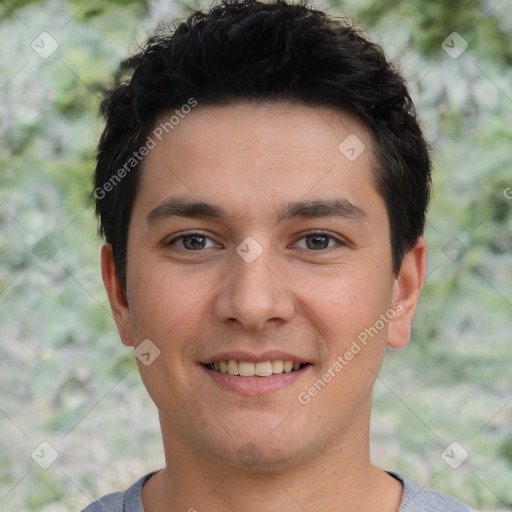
<box><xmin>203</xmin><ymin>360</ymin><xmax>310</xmax><ymax>377</ymax></box>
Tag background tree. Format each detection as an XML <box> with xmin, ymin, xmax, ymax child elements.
<box><xmin>1</xmin><ymin>0</ymin><xmax>510</xmax><ymax>510</ymax></box>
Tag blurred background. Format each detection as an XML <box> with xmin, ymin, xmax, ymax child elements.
<box><xmin>0</xmin><ymin>0</ymin><xmax>511</xmax><ymax>510</ymax></box>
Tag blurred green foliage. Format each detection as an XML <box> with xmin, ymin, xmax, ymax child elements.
<box><xmin>351</xmin><ymin>0</ymin><xmax>512</xmax><ymax>65</ymax></box>
<box><xmin>1</xmin><ymin>0</ymin><xmax>511</xmax><ymax>510</ymax></box>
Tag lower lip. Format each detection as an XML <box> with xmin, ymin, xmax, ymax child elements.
<box><xmin>200</xmin><ymin>364</ymin><xmax>311</xmax><ymax>396</ymax></box>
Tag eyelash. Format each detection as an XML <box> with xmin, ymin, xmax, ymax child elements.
<box><xmin>295</xmin><ymin>230</ymin><xmax>344</xmax><ymax>250</ymax></box>
<box><xmin>166</xmin><ymin>230</ymin><xmax>344</xmax><ymax>252</ymax></box>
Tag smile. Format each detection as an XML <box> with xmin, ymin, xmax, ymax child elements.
<box><xmin>206</xmin><ymin>360</ymin><xmax>308</xmax><ymax>377</ymax></box>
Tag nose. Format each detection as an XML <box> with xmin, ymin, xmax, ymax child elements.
<box><xmin>212</xmin><ymin>239</ymin><xmax>295</xmax><ymax>331</ymax></box>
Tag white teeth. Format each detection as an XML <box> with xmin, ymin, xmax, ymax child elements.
<box><xmin>209</xmin><ymin>360</ymin><xmax>305</xmax><ymax>377</ymax></box>
<box><xmin>238</xmin><ymin>361</ymin><xmax>255</xmax><ymax>377</ymax></box>
<box><xmin>255</xmin><ymin>361</ymin><xmax>272</xmax><ymax>377</ymax></box>
<box><xmin>271</xmin><ymin>360</ymin><xmax>284</xmax><ymax>373</ymax></box>
<box><xmin>227</xmin><ymin>360</ymin><xmax>239</xmax><ymax>375</ymax></box>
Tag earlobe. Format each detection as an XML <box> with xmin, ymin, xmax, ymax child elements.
<box><xmin>386</xmin><ymin>237</ymin><xmax>427</xmax><ymax>349</ymax></box>
<box><xmin>101</xmin><ymin>244</ymin><xmax>133</xmax><ymax>347</ymax></box>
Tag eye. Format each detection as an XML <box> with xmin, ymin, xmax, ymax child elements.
<box><xmin>167</xmin><ymin>232</ymin><xmax>219</xmax><ymax>251</ymax></box>
<box><xmin>294</xmin><ymin>231</ymin><xmax>342</xmax><ymax>251</ymax></box>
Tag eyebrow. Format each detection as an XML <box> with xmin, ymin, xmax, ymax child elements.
<box><xmin>145</xmin><ymin>197</ymin><xmax>367</xmax><ymax>224</ymax></box>
<box><xmin>146</xmin><ymin>198</ymin><xmax>227</xmax><ymax>223</ymax></box>
<box><xmin>276</xmin><ymin>198</ymin><xmax>367</xmax><ymax>222</ymax></box>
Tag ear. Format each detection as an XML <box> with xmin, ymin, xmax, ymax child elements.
<box><xmin>386</xmin><ymin>237</ymin><xmax>427</xmax><ymax>349</ymax></box>
<box><xmin>101</xmin><ymin>243</ymin><xmax>133</xmax><ymax>347</ymax></box>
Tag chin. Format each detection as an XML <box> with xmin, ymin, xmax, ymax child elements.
<box><xmin>201</xmin><ymin>416</ymin><xmax>312</xmax><ymax>471</ymax></box>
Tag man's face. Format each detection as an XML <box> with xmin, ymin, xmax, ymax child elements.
<box><xmin>105</xmin><ymin>102</ymin><xmax>418</xmax><ymax>469</ymax></box>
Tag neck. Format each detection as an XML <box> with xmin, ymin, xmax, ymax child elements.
<box><xmin>142</xmin><ymin>409</ymin><xmax>403</xmax><ymax>512</ymax></box>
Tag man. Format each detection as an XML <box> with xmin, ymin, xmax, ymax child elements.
<box><xmin>87</xmin><ymin>0</ymin><xmax>475</xmax><ymax>510</ymax></box>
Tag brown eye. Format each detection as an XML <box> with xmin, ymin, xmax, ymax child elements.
<box><xmin>294</xmin><ymin>231</ymin><xmax>340</xmax><ymax>251</ymax></box>
<box><xmin>167</xmin><ymin>232</ymin><xmax>218</xmax><ymax>251</ymax></box>
<box><xmin>305</xmin><ymin>234</ymin><xmax>331</xmax><ymax>250</ymax></box>
<box><xmin>182</xmin><ymin>235</ymin><xmax>207</xmax><ymax>250</ymax></box>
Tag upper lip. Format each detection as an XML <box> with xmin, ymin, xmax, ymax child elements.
<box><xmin>202</xmin><ymin>350</ymin><xmax>310</xmax><ymax>364</ymax></box>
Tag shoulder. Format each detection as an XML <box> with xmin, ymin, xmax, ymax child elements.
<box><xmin>389</xmin><ymin>472</ymin><xmax>476</xmax><ymax>512</ymax></box>
<box><xmin>81</xmin><ymin>473</ymin><xmax>154</xmax><ymax>512</ymax></box>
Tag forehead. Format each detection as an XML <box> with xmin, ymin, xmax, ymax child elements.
<box><xmin>133</xmin><ymin>101</ymin><xmax>384</xmax><ymax>224</ymax></box>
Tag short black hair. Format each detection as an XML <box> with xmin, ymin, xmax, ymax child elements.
<box><xmin>94</xmin><ymin>0</ymin><xmax>431</xmax><ymax>291</ymax></box>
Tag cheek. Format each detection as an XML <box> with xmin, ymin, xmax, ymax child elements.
<box><xmin>125</xmin><ymin>261</ymin><xmax>212</xmax><ymax>405</ymax></box>
<box><xmin>127</xmin><ymin>259</ymin><xmax>201</xmax><ymax>340</ymax></box>
<box><xmin>296</xmin><ymin>264</ymin><xmax>391</xmax><ymax>341</ymax></box>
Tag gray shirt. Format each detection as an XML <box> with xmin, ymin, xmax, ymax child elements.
<box><xmin>82</xmin><ymin>471</ymin><xmax>475</xmax><ymax>511</ymax></box>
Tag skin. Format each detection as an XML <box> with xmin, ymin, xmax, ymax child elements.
<box><xmin>102</xmin><ymin>101</ymin><xmax>426</xmax><ymax>512</ymax></box>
